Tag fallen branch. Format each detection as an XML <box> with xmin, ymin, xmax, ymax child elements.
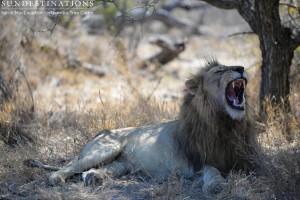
<box><xmin>141</xmin><ymin>37</ymin><xmax>185</xmax><ymax>69</ymax></box>
<box><xmin>63</xmin><ymin>55</ymin><xmax>106</xmax><ymax>77</ymax></box>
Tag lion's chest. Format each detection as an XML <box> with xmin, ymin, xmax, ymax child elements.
<box><xmin>203</xmin><ymin>135</ymin><xmax>242</xmax><ymax>173</ymax></box>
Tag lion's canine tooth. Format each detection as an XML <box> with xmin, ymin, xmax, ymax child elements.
<box><xmin>232</xmin><ymin>81</ymin><xmax>235</xmax><ymax>88</ymax></box>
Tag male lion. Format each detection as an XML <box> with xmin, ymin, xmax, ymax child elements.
<box><xmin>25</xmin><ymin>61</ymin><xmax>262</xmax><ymax>194</ymax></box>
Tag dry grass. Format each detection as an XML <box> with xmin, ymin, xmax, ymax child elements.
<box><xmin>1</xmin><ymin>82</ymin><xmax>299</xmax><ymax>199</ymax></box>
<box><xmin>258</xmin><ymin>96</ymin><xmax>300</xmax><ymax>200</ymax></box>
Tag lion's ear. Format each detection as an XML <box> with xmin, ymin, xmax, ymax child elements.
<box><xmin>185</xmin><ymin>80</ymin><xmax>198</xmax><ymax>96</ymax></box>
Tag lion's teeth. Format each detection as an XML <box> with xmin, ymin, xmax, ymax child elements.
<box><xmin>232</xmin><ymin>81</ymin><xmax>235</xmax><ymax>88</ymax></box>
<box><xmin>233</xmin><ymin>99</ymin><xmax>244</xmax><ymax>107</ymax></box>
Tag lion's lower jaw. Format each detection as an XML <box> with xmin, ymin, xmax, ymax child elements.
<box><xmin>225</xmin><ymin>106</ymin><xmax>245</xmax><ymax>121</ymax></box>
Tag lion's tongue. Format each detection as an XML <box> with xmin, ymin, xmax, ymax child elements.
<box><xmin>227</xmin><ymin>87</ymin><xmax>237</xmax><ymax>102</ymax></box>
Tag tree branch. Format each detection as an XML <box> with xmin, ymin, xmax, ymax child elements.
<box><xmin>200</xmin><ymin>0</ymin><xmax>258</xmax><ymax>33</ymax></box>
<box><xmin>199</xmin><ymin>0</ymin><xmax>236</xmax><ymax>9</ymax></box>
<box><xmin>162</xmin><ymin>0</ymin><xmax>206</xmax><ymax>11</ymax></box>
<box><xmin>150</xmin><ymin>9</ymin><xmax>192</xmax><ymax>28</ymax></box>
<box><xmin>200</xmin><ymin>0</ymin><xmax>257</xmax><ymax>32</ymax></box>
<box><xmin>235</xmin><ymin>0</ymin><xmax>257</xmax><ymax>33</ymax></box>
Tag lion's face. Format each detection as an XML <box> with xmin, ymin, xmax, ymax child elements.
<box><xmin>203</xmin><ymin>65</ymin><xmax>248</xmax><ymax>120</ymax></box>
<box><xmin>186</xmin><ymin>64</ymin><xmax>248</xmax><ymax>121</ymax></box>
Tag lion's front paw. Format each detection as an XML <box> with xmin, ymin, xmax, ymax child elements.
<box><xmin>202</xmin><ymin>180</ymin><xmax>224</xmax><ymax>195</ymax></box>
<box><xmin>49</xmin><ymin>172</ymin><xmax>66</xmax><ymax>186</ymax></box>
<box><xmin>82</xmin><ymin>169</ymin><xmax>104</xmax><ymax>186</ymax></box>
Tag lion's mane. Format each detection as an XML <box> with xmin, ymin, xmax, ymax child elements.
<box><xmin>175</xmin><ymin>61</ymin><xmax>262</xmax><ymax>174</ymax></box>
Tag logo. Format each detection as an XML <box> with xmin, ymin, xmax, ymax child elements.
<box><xmin>1</xmin><ymin>0</ymin><xmax>95</xmax><ymax>15</ymax></box>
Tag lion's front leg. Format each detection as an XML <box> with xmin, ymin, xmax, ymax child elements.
<box><xmin>202</xmin><ymin>165</ymin><xmax>226</xmax><ymax>195</ymax></box>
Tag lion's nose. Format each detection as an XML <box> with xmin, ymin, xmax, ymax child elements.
<box><xmin>232</xmin><ymin>66</ymin><xmax>244</xmax><ymax>74</ymax></box>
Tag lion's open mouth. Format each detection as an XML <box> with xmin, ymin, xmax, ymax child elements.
<box><xmin>226</xmin><ymin>79</ymin><xmax>246</xmax><ymax>110</ymax></box>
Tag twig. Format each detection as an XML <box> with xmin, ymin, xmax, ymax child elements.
<box><xmin>49</xmin><ymin>15</ymin><xmax>59</xmax><ymax>35</ymax></box>
<box><xmin>146</xmin><ymin>77</ymin><xmax>162</xmax><ymax>102</ymax></box>
<box><xmin>200</xmin><ymin>0</ymin><xmax>235</xmax><ymax>9</ymax></box>
<box><xmin>18</xmin><ymin>67</ymin><xmax>35</xmax><ymax>112</ymax></box>
<box><xmin>98</xmin><ymin>90</ymin><xmax>105</xmax><ymax>108</ymax></box>
<box><xmin>279</xmin><ymin>2</ymin><xmax>298</xmax><ymax>9</ymax></box>
<box><xmin>282</xmin><ymin>16</ymin><xmax>300</xmax><ymax>25</ymax></box>
<box><xmin>228</xmin><ymin>31</ymin><xmax>255</xmax><ymax>37</ymax></box>
<box><xmin>0</xmin><ymin>75</ymin><xmax>12</xmax><ymax>101</ymax></box>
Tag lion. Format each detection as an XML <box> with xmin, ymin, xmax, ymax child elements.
<box><xmin>25</xmin><ymin>61</ymin><xmax>263</xmax><ymax>194</ymax></box>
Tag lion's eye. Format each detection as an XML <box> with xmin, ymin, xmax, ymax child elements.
<box><xmin>214</xmin><ymin>69</ymin><xmax>226</xmax><ymax>74</ymax></box>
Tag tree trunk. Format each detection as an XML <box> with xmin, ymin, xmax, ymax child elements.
<box><xmin>253</xmin><ymin>1</ymin><xmax>294</xmax><ymax>116</ymax></box>
<box><xmin>259</xmin><ymin>36</ymin><xmax>293</xmax><ymax>116</ymax></box>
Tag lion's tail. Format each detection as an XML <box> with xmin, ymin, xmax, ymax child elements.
<box><xmin>23</xmin><ymin>159</ymin><xmax>60</xmax><ymax>171</ymax></box>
